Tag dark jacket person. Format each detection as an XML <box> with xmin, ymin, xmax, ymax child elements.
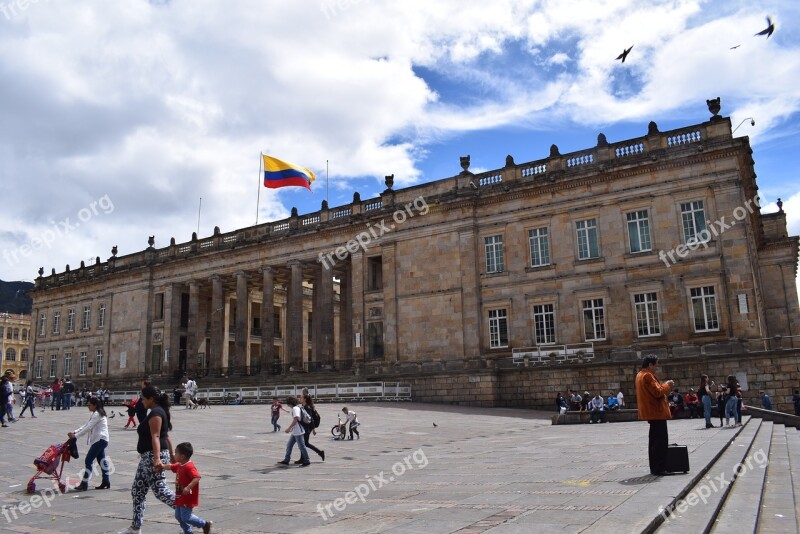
<box><xmin>635</xmin><ymin>354</ymin><xmax>674</xmax><ymax>476</ymax></box>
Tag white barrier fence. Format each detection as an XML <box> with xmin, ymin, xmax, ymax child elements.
<box><xmin>512</xmin><ymin>342</ymin><xmax>595</xmax><ymax>365</ymax></box>
<box><xmin>107</xmin><ymin>381</ymin><xmax>412</xmax><ymax>405</ymax></box>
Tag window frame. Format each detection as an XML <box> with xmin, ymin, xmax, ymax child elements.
<box><xmin>690</xmin><ymin>286</ymin><xmax>720</xmax><ymax>332</ymax></box>
<box><xmin>488</xmin><ymin>308</ymin><xmax>509</xmax><ymax>348</ymax></box>
<box><xmin>532</xmin><ymin>303</ymin><xmax>556</xmax><ymax>345</ymax></box>
<box><xmin>528</xmin><ymin>227</ymin><xmax>551</xmax><ymax>267</ymax></box>
<box><xmin>634</xmin><ymin>292</ymin><xmax>661</xmax><ymax>337</ymax></box>
<box><xmin>484</xmin><ymin>235</ymin><xmax>505</xmax><ymax>273</ymax></box>
<box><xmin>575</xmin><ymin>218</ymin><xmax>600</xmax><ymax>260</ymax></box>
<box><xmin>582</xmin><ymin>298</ymin><xmax>606</xmax><ymax>341</ymax></box>
<box><xmin>626</xmin><ymin>210</ymin><xmax>652</xmax><ymax>253</ymax></box>
<box><xmin>680</xmin><ymin>200</ymin><xmax>709</xmax><ymax>245</ymax></box>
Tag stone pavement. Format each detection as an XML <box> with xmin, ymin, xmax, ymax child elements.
<box><xmin>0</xmin><ymin>402</ymin><xmax>742</xmax><ymax>533</ymax></box>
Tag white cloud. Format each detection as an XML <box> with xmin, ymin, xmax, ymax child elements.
<box><xmin>0</xmin><ymin>0</ymin><xmax>799</xmax><ymax>288</ymax></box>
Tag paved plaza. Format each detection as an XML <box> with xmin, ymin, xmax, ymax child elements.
<box><xmin>0</xmin><ymin>402</ymin><xmax>741</xmax><ymax>533</ymax></box>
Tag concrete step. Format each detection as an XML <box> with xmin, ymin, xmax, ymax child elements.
<box><xmin>653</xmin><ymin>418</ymin><xmax>762</xmax><ymax>533</ymax></box>
<box><xmin>585</xmin><ymin>419</ymin><xmax>751</xmax><ymax>533</ymax></box>
<box><xmin>785</xmin><ymin>425</ymin><xmax>800</xmax><ymax>532</ymax></box>
<box><xmin>756</xmin><ymin>423</ymin><xmax>798</xmax><ymax>533</ymax></box>
<box><xmin>709</xmin><ymin>420</ymin><xmax>772</xmax><ymax>533</ymax></box>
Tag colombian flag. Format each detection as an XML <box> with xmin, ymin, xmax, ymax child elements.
<box><xmin>262</xmin><ymin>155</ymin><xmax>315</xmax><ymax>190</ymax></box>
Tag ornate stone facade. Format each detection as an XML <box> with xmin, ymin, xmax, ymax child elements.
<box><xmin>1</xmin><ymin>312</ymin><xmax>32</xmax><ymax>379</ymax></box>
<box><xmin>29</xmin><ymin>115</ymin><xmax>800</xmax><ymax>383</ymax></box>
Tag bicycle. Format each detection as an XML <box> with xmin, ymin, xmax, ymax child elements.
<box><xmin>331</xmin><ymin>414</ymin><xmax>360</xmax><ymax>440</ymax></box>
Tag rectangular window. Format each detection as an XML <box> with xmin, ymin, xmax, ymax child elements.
<box><xmin>52</xmin><ymin>312</ymin><xmax>61</xmax><ymax>334</ymax></box>
<box><xmin>533</xmin><ymin>304</ymin><xmax>555</xmax><ymax>345</ymax></box>
<box><xmin>49</xmin><ymin>355</ymin><xmax>57</xmax><ymax>378</ymax></box>
<box><xmin>39</xmin><ymin>314</ymin><xmax>46</xmax><ymax>337</ymax></box>
<box><xmin>151</xmin><ymin>344</ymin><xmax>162</xmax><ymax>372</ymax></box>
<box><xmin>98</xmin><ymin>303</ymin><xmax>106</xmax><ymax>328</ymax></box>
<box><xmin>627</xmin><ymin>210</ymin><xmax>652</xmax><ymax>253</ymax></box>
<box><xmin>67</xmin><ymin>308</ymin><xmax>75</xmax><ymax>332</ymax></box>
<box><xmin>488</xmin><ymin>308</ymin><xmax>509</xmax><ymax>348</ymax></box>
<box><xmin>96</xmin><ymin>350</ymin><xmax>104</xmax><ymax>375</ymax></box>
<box><xmin>273</xmin><ymin>311</ymin><xmax>282</xmax><ymax>338</ymax></box>
<box><xmin>155</xmin><ymin>293</ymin><xmax>165</xmax><ymax>320</ymax></box>
<box><xmin>82</xmin><ymin>305</ymin><xmax>91</xmax><ymax>330</ymax></box>
<box><xmin>634</xmin><ymin>293</ymin><xmax>661</xmax><ymax>336</ymax></box>
<box><xmin>367</xmin><ymin>321</ymin><xmax>384</xmax><ymax>360</ymax></box>
<box><xmin>681</xmin><ymin>201</ymin><xmax>708</xmax><ymax>244</ymax></box>
<box><xmin>528</xmin><ymin>228</ymin><xmax>550</xmax><ymax>267</ymax></box>
<box><xmin>582</xmin><ymin>299</ymin><xmax>606</xmax><ymax>341</ymax></box>
<box><xmin>79</xmin><ymin>352</ymin><xmax>87</xmax><ymax>376</ymax></box>
<box><xmin>34</xmin><ymin>356</ymin><xmax>43</xmax><ymax>379</ymax></box>
<box><xmin>691</xmin><ymin>286</ymin><xmax>719</xmax><ymax>332</ymax></box>
<box><xmin>576</xmin><ymin>219</ymin><xmax>600</xmax><ymax>259</ymax></box>
<box><xmin>64</xmin><ymin>353</ymin><xmax>72</xmax><ymax>377</ymax></box>
<box><xmin>367</xmin><ymin>256</ymin><xmax>383</xmax><ymax>291</ymax></box>
<box><xmin>485</xmin><ymin>235</ymin><xmax>505</xmax><ymax>273</ymax></box>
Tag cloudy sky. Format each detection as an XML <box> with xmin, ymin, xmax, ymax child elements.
<box><xmin>1</xmin><ymin>0</ymin><xmax>799</xmax><ymax>294</ymax></box>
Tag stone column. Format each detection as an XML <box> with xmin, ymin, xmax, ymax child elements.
<box><xmin>287</xmin><ymin>260</ymin><xmax>304</xmax><ymax>370</ymax></box>
<box><xmin>187</xmin><ymin>281</ymin><xmax>199</xmax><ymax>367</ymax></box>
<box><xmin>459</xmin><ymin>227</ymin><xmax>481</xmax><ymax>358</ymax></box>
<box><xmin>381</xmin><ymin>242</ymin><xmax>398</xmax><ymax>362</ymax></box>
<box><xmin>210</xmin><ymin>275</ymin><xmax>224</xmax><ymax>373</ymax></box>
<box><xmin>314</xmin><ymin>266</ymin><xmax>335</xmax><ymax>366</ymax></box>
<box><xmin>350</xmin><ymin>252</ymin><xmax>365</xmax><ymax>361</ymax></box>
<box><xmin>234</xmin><ymin>271</ymin><xmax>248</xmax><ymax>374</ymax></box>
<box><xmin>261</xmin><ymin>266</ymin><xmax>275</xmax><ymax>373</ymax></box>
<box><xmin>338</xmin><ymin>262</ymin><xmax>352</xmax><ymax>365</ymax></box>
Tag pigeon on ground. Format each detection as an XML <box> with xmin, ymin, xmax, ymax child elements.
<box><xmin>109</xmin><ymin>412</ymin><xmax>115</xmax><ymax>419</ymax></box>
<box><xmin>755</xmin><ymin>16</ymin><xmax>775</xmax><ymax>38</ymax></box>
<box><xmin>119</xmin><ymin>411</ymin><xmax>125</xmax><ymax>417</ymax></box>
<box><xmin>433</xmin><ymin>422</ymin><xmax>438</xmax><ymax>427</ymax></box>
<box><xmin>616</xmin><ymin>45</ymin><xmax>633</xmax><ymax>63</ymax></box>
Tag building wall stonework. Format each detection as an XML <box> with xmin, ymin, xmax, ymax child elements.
<box><xmin>28</xmin><ymin>115</ymin><xmax>800</xmax><ymax>388</ymax></box>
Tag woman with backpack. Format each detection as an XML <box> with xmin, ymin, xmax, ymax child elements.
<box><xmin>296</xmin><ymin>393</ymin><xmax>324</xmax><ymax>463</ymax></box>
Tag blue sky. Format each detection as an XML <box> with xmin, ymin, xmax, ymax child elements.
<box><xmin>0</xmin><ymin>0</ymin><xmax>799</xmax><ymax>293</ymax></box>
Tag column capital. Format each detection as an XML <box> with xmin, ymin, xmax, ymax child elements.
<box><xmin>287</xmin><ymin>259</ymin><xmax>302</xmax><ymax>267</ymax></box>
<box><xmin>259</xmin><ymin>265</ymin><xmax>273</xmax><ymax>274</ymax></box>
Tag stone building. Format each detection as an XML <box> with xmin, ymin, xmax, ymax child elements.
<box><xmin>28</xmin><ymin>110</ymin><xmax>800</xmax><ymax>386</ymax></box>
<box><xmin>1</xmin><ymin>312</ymin><xmax>32</xmax><ymax>379</ymax></box>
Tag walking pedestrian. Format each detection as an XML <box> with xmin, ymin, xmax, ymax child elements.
<box><xmin>715</xmin><ymin>385</ymin><xmax>726</xmax><ymax>427</ymax></box>
<box><xmin>295</xmin><ymin>394</ymin><xmax>324</xmax><ymax>463</ymax></box>
<box><xmin>118</xmin><ymin>386</ymin><xmax>176</xmax><ymax>534</ymax></box>
<box><xmin>270</xmin><ymin>397</ymin><xmax>288</xmax><ymax>432</ymax></box>
<box><xmin>1</xmin><ymin>370</ymin><xmax>15</xmax><ymax>427</ymax></box>
<box><xmin>51</xmin><ymin>378</ymin><xmax>62</xmax><ymax>411</ymax></box>
<box><xmin>277</xmin><ymin>396</ymin><xmax>310</xmax><ymax>467</ymax></box>
<box><xmin>135</xmin><ymin>377</ymin><xmax>152</xmax><ymax>425</ymax></box>
<box><xmin>161</xmin><ymin>442</ymin><xmax>213</xmax><ymax>534</ymax></box>
<box><xmin>698</xmin><ymin>375</ymin><xmax>715</xmax><ymax>428</ymax></box>
<box><xmin>183</xmin><ymin>376</ymin><xmax>197</xmax><ymax>409</ymax></box>
<box><xmin>68</xmin><ymin>396</ymin><xmax>111</xmax><ymax>491</ymax></box>
<box><xmin>62</xmin><ymin>378</ymin><xmax>75</xmax><ymax>410</ymax></box>
<box><xmin>635</xmin><ymin>354</ymin><xmax>674</xmax><ymax>476</ymax></box>
<box><xmin>19</xmin><ymin>380</ymin><xmax>37</xmax><ymax>418</ymax></box>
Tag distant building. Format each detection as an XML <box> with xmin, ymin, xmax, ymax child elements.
<box><xmin>29</xmin><ymin>111</ymin><xmax>800</xmax><ymax>385</ymax></box>
<box><xmin>1</xmin><ymin>312</ymin><xmax>32</xmax><ymax>379</ymax></box>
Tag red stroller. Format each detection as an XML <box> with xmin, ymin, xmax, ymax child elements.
<box><xmin>27</xmin><ymin>440</ymin><xmax>74</xmax><ymax>494</ymax></box>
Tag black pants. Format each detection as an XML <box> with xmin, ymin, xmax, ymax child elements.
<box><xmin>302</xmin><ymin>428</ymin><xmax>324</xmax><ymax>458</ymax></box>
<box><xmin>648</xmin><ymin>420</ymin><xmax>668</xmax><ymax>474</ymax></box>
<box><xmin>349</xmin><ymin>422</ymin><xmax>360</xmax><ymax>439</ymax></box>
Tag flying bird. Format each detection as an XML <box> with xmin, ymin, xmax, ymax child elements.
<box><xmin>755</xmin><ymin>16</ymin><xmax>775</xmax><ymax>38</ymax></box>
<box><xmin>432</xmin><ymin>422</ymin><xmax>438</xmax><ymax>427</ymax></box>
<box><xmin>616</xmin><ymin>45</ymin><xmax>633</xmax><ymax>63</ymax></box>
<box><xmin>730</xmin><ymin>45</ymin><xmax>741</xmax><ymax>50</ymax></box>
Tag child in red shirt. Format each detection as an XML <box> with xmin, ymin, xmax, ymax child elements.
<box><xmin>270</xmin><ymin>397</ymin><xmax>289</xmax><ymax>432</ymax></box>
<box><xmin>162</xmin><ymin>442</ymin><xmax>212</xmax><ymax>534</ymax></box>
<box><xmin>122</xmin><ymin>398</ymin><xmax>137</xmax><ymax>428</ymax></box>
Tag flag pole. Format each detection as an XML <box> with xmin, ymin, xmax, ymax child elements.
<box><xmin>326</xmin><ymin>159</ymin><xmax>329</xmax><ymax>205</ymax></box>
<box><xmin>256</xmin><ymin>153</ymin><xmax>263</xmax><ymax>225</ymax></box>
<box><xmin>197</xmin><ymin>197</ymin><xmax>202</xmax><ymax>235</ymax></box>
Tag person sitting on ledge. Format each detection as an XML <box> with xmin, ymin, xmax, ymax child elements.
<box><xmin>668</xmin><ymin>388</ymin><xmax>684</xmax><ymax>417</ymax></box>
<box><xmin>589</xmin><ymin>394</ymin><xmax>606</xmax><ymax>423</ymax></box>
<box><xmin>606</xmin><ymin>392</ymin><xmax>619</xmax><ymax>411</ymax></box>
<box><xmin>685</xmin><ymin>388</ymin><xmax>701</xmax><ymax>419</ymax></box>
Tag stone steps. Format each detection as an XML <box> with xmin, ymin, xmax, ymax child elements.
<box><xmin>708</xmin><ymin>420</ymin><xmax>772</xmax><ymax>533</ymax></box>
<box><xmin>755</xmin><ymin>423</ymin><xmax>799</xmax><ymax>533</ymax></box>
<box><xmin>652</xmin><ymin>419</ymin><xmax>762</xmax><ymax>533</ymax></box>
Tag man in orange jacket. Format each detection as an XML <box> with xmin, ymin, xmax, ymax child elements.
<box><xmin>635</xmin><ymin>354</ymin><xmax>674</xmax><ymax>476</ymax></box>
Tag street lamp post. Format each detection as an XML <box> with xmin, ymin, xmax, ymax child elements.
<box><xmin>732</xmin><ymin>117</ymin><xmax>755</xmax><ymax>134</ymax></box>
